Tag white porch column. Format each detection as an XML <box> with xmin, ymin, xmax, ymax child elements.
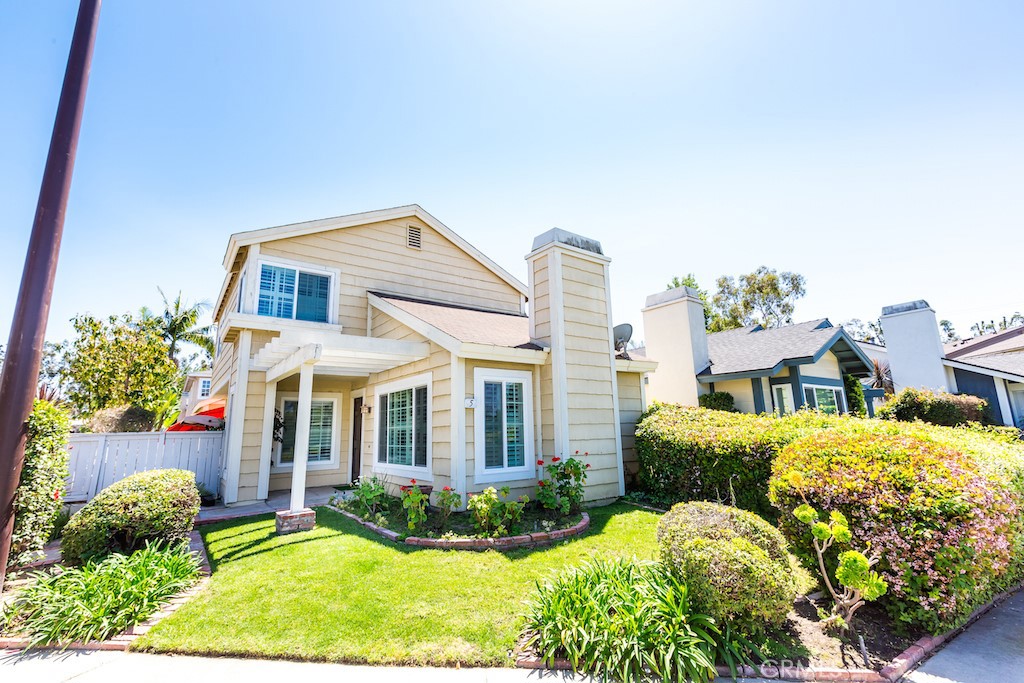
<box><xmin>994</xmin><ymin>378</ymin><xmax>1014</xmax><ymax>427</ymax></box>
<box><xmin>289</xmin><ymin>362</ymin><xmax>315</xmax><ymax>512</ymax></box>
<box><xmin>257</xmin><ymin>380</ymin><xmax>277</xmax><ymax>501</ymax></box>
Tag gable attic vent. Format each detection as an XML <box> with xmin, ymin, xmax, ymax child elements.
<box><xmin>407</xmin><ymin>225</ymin><xmax>422</xmax><ymax>250</ymax></box>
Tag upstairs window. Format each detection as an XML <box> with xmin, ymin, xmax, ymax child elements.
<box><xmin>199</xmin><ymin>379</ymin><xmax>211</xmax><ymax>398</ymax></box>
<box><xmin>257</xmin><ymin>263</ymin><xmax>331</xmax><ymax>323</ymax></box>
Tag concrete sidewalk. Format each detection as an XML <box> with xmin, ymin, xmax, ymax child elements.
<box><xmin>905</xmin><ymin>589</ymin><xmax>1024</xmax><ymax>683</ymax></box>
<box><xmin>0</xmin><ymin>650</ymin><xmax>596</xmax><ymax>683</ymax></box>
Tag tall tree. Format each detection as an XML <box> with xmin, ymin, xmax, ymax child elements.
<box><xmin>710</xmin><ymin>266</ymin><xmax>807</xmax><ymax>330</ymax></box>
<box><xmin>841</xmin><ymin>318</ymin><xmax>885</xmax><ymax>345</ymax></box>
<box><xmin>62</xmin><ymin>314</ymin><xmax>179</xmax><ymax>417</ymax></box>
<box><xmin>144</xmin><ymin>288</ymin><xmax>214</xmax><ymax>366</ymax></box>
<box><xmin>666</xmin><ymin>273</ymin><xmax>712</xmax><ymax>326</ymax></box>
<box><xmin>971</xmin><ymin>313</ymin><xmax>1024</xmax><ymax>337</ymax></box>
<box><xmin>939</xmin><ymin>319</ymin><xmax>960</xmax><ymax>344</ymax></box>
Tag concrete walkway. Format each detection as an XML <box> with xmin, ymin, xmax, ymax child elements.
<box><xmin>905</xmin><ymin>590</ymin><xmax>1024</xmax><ymax>683</ymax></box>
<box><xmin>0</xmin><ymin>650</ymin><xmax>596</xmax><ymax>683</ymax></box>
<box><xmin>197</xmin><ymin>486</ymin><xmax>339</xmax><ymax>524</ymax></box>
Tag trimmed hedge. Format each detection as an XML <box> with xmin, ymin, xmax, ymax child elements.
<box><xmin>877</xmin><ymin>387</ymin><xmax>990</xmax><ymax>426</ymax></box>
<box><xmin>657</xmin><ymin>502</ymin><xmax>795</xmax><ymax>636</ymax></box>
<box><xmin>770</xmin><ymin>431</ymin><xmax>1020</xmax><ymax>633</ymax></box>
<box><xmin>8</xmin><ymin>400</ymin><xmax>70</xmax><ymax>568</ymax></box>
<box><xmin>62</xmin><ymin>469</ymin><xmax>200</xmax><ymax>565</ymax></box>
<box><xmin>698</xmin><ymin>391</ymin><xmax>735</xmax><ymax>412</ymax></box>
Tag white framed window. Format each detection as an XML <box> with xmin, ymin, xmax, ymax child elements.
<box><xmin>273</xmin><ymin>394</ymin><xmax>340</xmax><ymax>470</ymax></box>
<box><xmin>256</xmin><ymin>258</ymin><xmax>337</xmax><ymax>324</ymax></box>
<box><xmin>803</xmin><ymin>385</ymin><xmax>845</xmax><ymax>415</ymax></box>
<box><xmin>199</xmin><ymin>379</ymin><xmax>212</xmax><ymax>399</ymax></box>
<box><xmin>373</xmin><ymin>372</ymin><xmax>432</xmax><ymax>480</ymax></box>
<box><xmin>474</xmin><ymin>368</ymin><xmax>535</xmax><ymax>484</ymax></box>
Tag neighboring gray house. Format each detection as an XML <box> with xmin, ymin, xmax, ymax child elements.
<box><xmin>877</xmin><ymin>300</ymin><xmax>1024</xmax><ymax>427</ymax></box>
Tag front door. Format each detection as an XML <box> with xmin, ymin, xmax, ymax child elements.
<box><xmin>351</xmin><ymin>397</ymin><xmax>363</xmax><ymax>483</ymax></box>
<box><xmin>773</xmin><ymin>385</ymin><xmax>795</xmax><ymax>416</ymax></box>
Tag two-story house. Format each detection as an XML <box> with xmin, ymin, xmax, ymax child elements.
<box><xmin>208</xmin><ymin>205</ymin><xmax>656</xmax><ymax>531</ymax></box>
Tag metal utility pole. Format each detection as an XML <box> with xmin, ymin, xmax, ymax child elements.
<box><xmin>0</xmin><ymin>0</ymin><xmax>101</xmax><ymax>589</ymax></box>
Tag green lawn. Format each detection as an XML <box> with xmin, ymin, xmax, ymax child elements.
<box><xmin>135</xmin><ymin>503</ymin><xmax>662</xmax><ymax>666</ymax></box>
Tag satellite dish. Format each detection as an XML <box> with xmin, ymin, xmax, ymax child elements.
<box><xmin>613</xmin><ymin>323</ymin><xmax>633</xmax><ymax>353</ymax></box>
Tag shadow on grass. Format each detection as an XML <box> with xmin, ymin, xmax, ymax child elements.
<box><xmin>197</xmin><ymin>502</ymin><xmax>658</xmax><ymax>571</ymax></box>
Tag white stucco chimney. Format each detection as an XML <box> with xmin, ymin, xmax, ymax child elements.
<box><xmin>879</xmin><ymin>300</ymin><xmax>949</xmax><ymax>393</ymax></box>
<box><xmin>641</xmin><ymin>287</ymin><xmax>709</xmax><ymax>406</ymax></box>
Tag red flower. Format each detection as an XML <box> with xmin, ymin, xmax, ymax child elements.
<box><xmin>400</xmin><ymin>486</ymin><xmax>408</xmax><ymax>492</ymax></box>
<box><xmin>575</xmin><ymin>450</ymin><xmax>580</xmax><ymax>455</ymax></box>
<box><xmin>538</xmin><ymin>481</ymin><xmax>545</xmax><ymax>487</ymax></box>
<box><xmin>585</xmin><ymin>464</ymin><xmax>591</xmax><ymax>469</ymax></box>
<box><xmin>552</xmin><ymin>456</ymin><xmax>561</xmax><ymax>463</ymax></box>
<box><xmin>443</xmin><ymin>486</ymin><xmax>452</xmax><ymax>491</ymax></box>
<box><xmin>410</xmin><ymin>479</ymin><xmax>417</xmax><ymax>485</ymax></box>
<box><xmin>536</xmin><ymin>459</ymin><xmax>545</xmax><ymax>466</ymax></box>
<box><xmin>52</xmin><ymin>489</ymin><xmax>61</xmax><ymax>501</ymax></box>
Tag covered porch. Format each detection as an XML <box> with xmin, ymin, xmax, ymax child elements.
<box><xmin>230</xmin><ymin>329</ymin><xmax>430</xmax><ymax>531</ymax></box>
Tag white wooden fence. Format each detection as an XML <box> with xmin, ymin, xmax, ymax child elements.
<box><xmin>65</xmin><ymin>431</ymin><xmax>224</xmax><ymax>503</ymax></box>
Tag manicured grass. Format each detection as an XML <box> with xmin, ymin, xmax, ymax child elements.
<box><xmin>135</xmin><ymin>503</ymin><xmax>661</xmax><ymax>666</ymax></box>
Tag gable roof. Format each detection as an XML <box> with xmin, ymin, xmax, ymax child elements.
<box><xmin>944</xmin><ymin>351</ymin><xmax>1024</xmax><ymax>382</ymax></box>
<box><xmin>220</xmin><ymin>203</ymin><xmax>528</xmax><ymax>294</ymax></box>
<box><xmin>371</xmin><ymin>292</ymin><xmax>541</xmax><ymax>350</ymax></box>
<box><xmin>945</xmin><ymin>324</ymin><xmax>1024</xmax><ymax>359</ymax></box>
<box><xmin>701</xmin><ymin>319</ymin><xmax>873</xmax><ymax>380</ymax></box>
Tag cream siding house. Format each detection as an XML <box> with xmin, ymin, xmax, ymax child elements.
<box><xmin>642</xmin><ymin>286</ymin><xmax>872</xmax><ymax>416</ymax></box>
<box><xmin>208</xmin><ymin>206</ymin><xmax>656</xmax><ymax>524</ymax></box>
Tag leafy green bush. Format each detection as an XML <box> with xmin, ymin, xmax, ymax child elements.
<box><xmin>698</xmin><ymin>391</ymin><xmax>735</xmax><ymax>412</ymax></box>
<box><xmin>62</xmin><ymin>469</ymin><xmax>200</xmax><ymax>565</ymax></box>
<box><xmin>536</xmin><ymin>453</ymin><xmax>588</xmax><ymax>516</ymax></box>
<box><xmin>466</xmin><ymin>486</ymin><xmax>528</xmax><ymax>537</ymax></box>
<box><xmin>635</xmin><ymin>406</ymin><xmax>784</xmax><ymax>517</ymax></box>
<box><xmin>87</xmin><ymin>404</ymin><xmax>157</xmax><ymax>433</ymax></box>
<box><xmin>351</xmin><ymin>476</ymin><xmax>388</xmax><ymax>517</ymax></box>
<box><xmin>657</xmin><ymin>502</ymin><xmax>795</xmax><ymax>636</ymax></box>
<box><xmin>878</xmin><ymin>387</ymin><xmax>990</xmax><ymax>426</ymax></box>
<box><xmin>9</xmin><ymin>400</ymin><xmax>70</xmax><ymax>568</ymax></box>
<box><xmin>1</xmin><ymin>541</ymin><xmax>199</xmax><ymax>646</ymax></box>
<box><xmin>523</xmin><ymin>557</ymin><xmax>755</xmax><ymax>681</ymax></box>
<box><xmin>770</xmin><ymin>432</ymin><xmax>1019</xmax><ymax>633</ymax></box>
<box><xmin>843</xmin><ymin>375</ymin><xmax>867</xmax><ymax>417</ymax></box>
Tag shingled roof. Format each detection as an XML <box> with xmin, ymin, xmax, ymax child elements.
<box><xmin>703</xmin><ymin>319</ymin><xmax>871</xmax><ymax>379</ymax></box>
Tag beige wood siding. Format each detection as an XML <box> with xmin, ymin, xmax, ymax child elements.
<box><xmin>560</xmin><ymin>257</ymin><xmax>620</xmax><ymax>502</ymax></box>
<box><xmin>714</xmin><ymin>378</ymin><xmax>758</xmax><ymax>414</ymax></box>
<box><xmin>617</xmin><ymin>371</ymin><xmax>644</xmax><ymax>486</ymax></box>
<box><xmin>258</xmin><ymin>216</ymin><xmax>522</xmax><ymax>335</ymax></box>
<box><xmin>370</xmin><ymin>309</ymin><xmax>429</xmax><ymax>343</ymax></box>
<box><xmin>359</xmin><ymin>342</ymin><xmax>453</xmax><ymax>492</ymax></box>
<box><xmin>801</xmin><ymin>351</ymin><xmax>843</xmax><ymax>382</ymax></box>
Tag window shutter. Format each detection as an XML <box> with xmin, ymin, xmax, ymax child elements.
<box><xmin>414</xmin><ymin>386</ymin><xmax>428</xmax><ymax>467</ymax></box>
<box><xmin>258</xmin><ymin>265</ymin><xmax>296</xmax><ymax>319</ymax></box>
<box><xmin>296</xmin><ymin>271</ymin><xmax>330</xmax><ymax>323</ymax></box>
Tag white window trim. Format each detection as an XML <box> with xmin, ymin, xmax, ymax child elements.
<box><xmin>773</xmin><ymin>384</ymin><xmax>795</xmax><ymax>416</ymax></box>
<box><xmin>803</xmin><ymin>384</ymin><xmax>846</xmax><ymax>414</ymax></box>
<box><xmin>372</xmin><ymin>372</ymin><xmax>433</xmax><ymax>481</ymax></box>
<box><xmin>199</xmin><ymin>379</ymin><xmax>212</xmax><ymax>399</ymax></box>
<box><xmin>272</xmin><ymin>392</ymin><xmax>341</xmax><ymax>473</ymax></box>
<box><xmin>473</xmin><ymin>368</ymin><xmax>535</xmax><ymax>485</ymax></box>
<box><xmin>255</xmin><ymin>256</ymin><xmax>341</xmax><ymax>325</ymax></box>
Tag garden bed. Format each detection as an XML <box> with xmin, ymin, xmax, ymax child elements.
<box><xmin>332</xmin><ymin>505</ymin><xmax>589</xmax><ymax>550</ymax></box>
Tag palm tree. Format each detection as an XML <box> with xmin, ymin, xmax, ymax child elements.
<box><xmin>870</xmin><ymin>359</ymin><xmax>894</xmax><ymax>395</ymax></box>
<box><xmin>148</xmin><ymin>288</ymin><xmax>215</xmax><ymax>366</ymax></box>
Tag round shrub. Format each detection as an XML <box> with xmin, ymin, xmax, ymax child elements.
<box><xmin>62</xmin><ymin>469</ymin><xmax>200</xmax><ymax>565</ymax></box>
<box><xmin>698</xmin><ymin>391</ymin><xmax>735</xmax><ymax>412</ymax></box>
<box><xmin>657</xmin><ymin>502</ymin><xmax>795</xmax><ymax>635</ymax></box>
<box><xmin>9</xmin><ymin>400</ymin><xmax>70</xmax><ymax>569</ymax></box>
<box><xmin>770</xmin><ymin>431</ymin><xmax>1019</xmax><ymax>633</ymax></box>
<box><xmin>878</xmin><ymin>387</ymin><xmax>990</xmax><ymax>426</ymax></box>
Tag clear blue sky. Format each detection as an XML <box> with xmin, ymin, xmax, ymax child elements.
<box><xmin>2</xmin><ymin>1</ymin><xmax>1022</xmax><ymax>346</ymax></box>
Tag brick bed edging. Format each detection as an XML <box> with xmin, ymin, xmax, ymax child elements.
<box><xmin>516</xmin><ymin>578</ymin><xmax>1024</xmax><ymax>682</ymax></box>
<box><xmin>0</xmin><ymin>529</ymin><xmax>213</xmax><ymax>653</ymax></box>
<box><xmin>328</xmin><ymin>505</ymin><xmax>590</xmax><ymax>550</ymax></box>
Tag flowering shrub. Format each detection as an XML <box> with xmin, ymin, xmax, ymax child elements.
<box><xmin>399</xmin><ymin>481</ymin><xmax>428</xmax><ymax>531</ymax></box>
<box><xmin>352</xmin><ymin>476</ymin><xmax>388</xmax><ymax>517</ymax></box>
<box><xmin>878</xmin><ymin>387</ymin><xmax>990</xmax><ymax>426</ymax></box>
<box><xmin>656</xmin><ymin>502</ymin><xmax>795</xmax><ymax>636</ymax></box>
<box><xmin>9</xmin><ymin>400</ymin><xmax>70</xmax><ymax>568</ymax></box>
<box><xmin>434</xmin><ymin>486</ymin><xmax>461</xmax><ymax>525</ymax></box>
<box><xmin>536</xmin><ymin>452</ymin><xmax>588</xmax><ymax>515</ymax></box>
<box><xmin>466</xmin><ymin>486</ymin><xmax>528</xmax><ymax>537</ymax></box>
<box><xmin>770</xmin><ymin>432</ymin><xmax>1019</xmax><ymax>633</ymax></box>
